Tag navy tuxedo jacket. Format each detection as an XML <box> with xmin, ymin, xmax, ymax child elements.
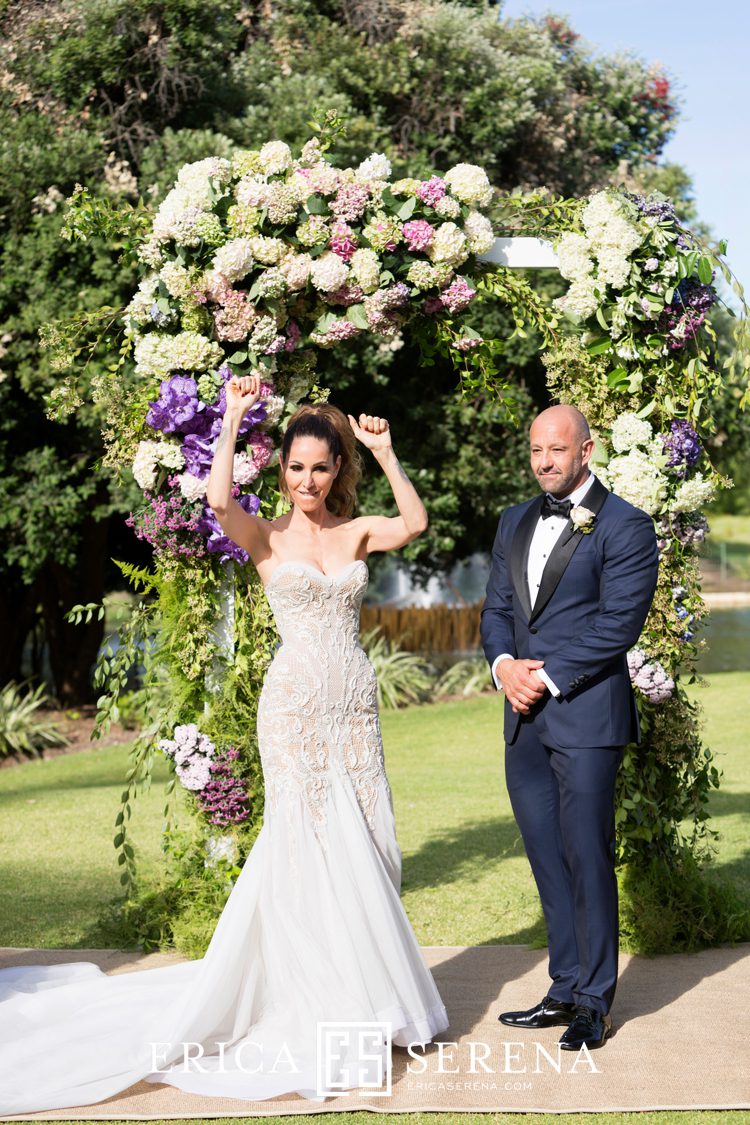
<box><xmin>480</xmin><ymin>477</ymin><xmax>659</xmax><ymax>749</ymax></box>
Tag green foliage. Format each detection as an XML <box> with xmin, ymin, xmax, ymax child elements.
<box><xmin>0</xmin><ymin>680</ymin><xmax>70</xmax><ymax>758</ymax></box>
<box><xmin>434</xmin><ymin>657</ymin><xmax>490</xmax><ymax>700</ymax></box>
<box><xmin>619</xmin><ymin>850</ymin><xmax>750</xmax><ymax>955</ymax></box>
<box><xmin>361</xmin><ymin>628</ymin><xmax>433</xmax><ymax>709</ymax></box>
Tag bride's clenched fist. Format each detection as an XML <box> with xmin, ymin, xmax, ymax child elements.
<box><xmin>225</xmin><ymin>373</ymin><xmax>261</xmax><ymax>422</ymax></box>
<box><xmin>348</xmin><ymin>412</ymin><xmax>393</xmax><ymax>454</ymax></box>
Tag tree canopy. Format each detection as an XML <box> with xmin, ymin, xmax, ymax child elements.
<box><xmin>0</xmin><ymin>0</ymin><xmax>706</xmax><ymax>701</ymax></box>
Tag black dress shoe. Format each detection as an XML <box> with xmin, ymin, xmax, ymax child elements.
<box><xmin>558</xmin><ymin>1006</ymin><xmax>612</xmax><ymax>1050</ymax></box>
<box><xmin>499</xmin><ymin>995</ymin><xmax>576</xmax><ymax>1029</ymax></box>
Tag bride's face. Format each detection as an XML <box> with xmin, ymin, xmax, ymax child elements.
<box><xmin>283</xmin><ymin>435</ymin><xmax>341</xmax><ymax>512</ymax></box>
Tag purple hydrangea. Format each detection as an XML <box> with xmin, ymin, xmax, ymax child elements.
<box><xmin>660</xmin><ymin>420</ymin><xmax>702</xmax><ymax>478</ymax></box>
<box><xmin>627</xmin><ymin>648</ymin><xmax>675</xmax><ymax>703</ymax></box>
<box><xmin>659</xmin><ymin>277</ymin><xmax>717</xmax><ymax>350</ymax></box>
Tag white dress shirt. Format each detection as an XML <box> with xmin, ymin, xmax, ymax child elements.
<box><xmin>492</xmin><ymin>473</ymin><xmax>596</xmax><ymax>698</ymax></box>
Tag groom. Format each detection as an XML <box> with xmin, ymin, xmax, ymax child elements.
<box><xmin>480</xmin><ymin>404</ymin><xmax>658</xmax><ymax>1051</ymax></box>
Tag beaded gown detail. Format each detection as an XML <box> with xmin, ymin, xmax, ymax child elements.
<box><xmin>0</xmin><ymin>560</ymin><xmax>448</xmax><ymax>1113</ymax></box>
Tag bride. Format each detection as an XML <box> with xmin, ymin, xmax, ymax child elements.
<box><xmin>0</xmin><ymin>374</ymin><xmax>449</xmax><ymax>1114</ymax></box>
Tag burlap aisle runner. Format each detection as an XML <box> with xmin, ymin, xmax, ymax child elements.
<box><xmin>1</xmin><ymin>944</ymin><xmax>748</xmax><ymax>1117</ymax></box>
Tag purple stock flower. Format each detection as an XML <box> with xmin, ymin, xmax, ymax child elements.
<box><xmin>196</xmin><ymin>746</ymin><xmax>251</xmax><ymax>826</ymax></box>
<box><xmin>661</xmin><ymin>419</ymin><xmax>702</xmax><ymax>477</ymax></box>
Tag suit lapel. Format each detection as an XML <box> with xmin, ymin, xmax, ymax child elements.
<box><xmin>509</xmin><ymin>496</ymin><xmax>543</xmax><ymax>622</ymax></box>
<box><xmin>530</xmin><ymin>477</ymin><xmax>610</xmax><ymax>624</ymax></box>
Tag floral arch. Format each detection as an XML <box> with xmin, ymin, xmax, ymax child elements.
<box><xmin>56</xmin><ymin>126</ymin><xmax>748</xmax><ymax>953</ymax></box>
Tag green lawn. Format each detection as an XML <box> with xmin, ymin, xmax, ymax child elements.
<box><xmin>0</xmin><ymin>676</ymin><xmax>748</xmax><ymax>1124</ymax></box>
<box><xmin>702</xmin><ymin>512</ymin><xmax>750</xmax><ymax>578</ymax></box>
<box><xmin>0</xmin><ymin>674</ymin><xmax>747</xmax><ymax>951</ymax></box>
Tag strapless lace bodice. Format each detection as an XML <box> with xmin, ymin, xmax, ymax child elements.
<box><xmin>257</xmin><ymin>559</ymin><xmax>389</xmax><ymax>845</ymax></box>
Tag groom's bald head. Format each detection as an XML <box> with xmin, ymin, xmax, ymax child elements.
<box><xmin>531</xmin><ymin>405</ymin><xmax>591</xmax><ymax>443</ymax></box>
<box><xmin>529</xmin><ymin>405</ymin><xmax>594</xmax><ymax>497</ymax></box>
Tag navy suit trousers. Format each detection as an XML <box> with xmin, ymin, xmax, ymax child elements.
<box><xmin>506</xmin><ymin>712</ymin><xmax>622</xmax><ymax>1014</ymax></box>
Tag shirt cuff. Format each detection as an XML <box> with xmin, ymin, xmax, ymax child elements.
<box><xmin>491</xmin><ymin>654</ymin><xmax>514</xmax><ymax>691</ymax></box>
<box><xmin>535</xmin><ymin>667</ymin><xmax>561</xmax><ymax>698</ymax></box>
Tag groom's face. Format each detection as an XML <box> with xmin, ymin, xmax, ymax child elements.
<box><xmin>529</xmin><ymin>416</ymin><xmax>593</xmax><ymax>497</ymax></box>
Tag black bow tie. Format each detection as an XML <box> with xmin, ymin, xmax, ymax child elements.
<box><xmin>541</xmin><ymin>495</ymin><xmax>573</xmax><ymax>520</ymax></box>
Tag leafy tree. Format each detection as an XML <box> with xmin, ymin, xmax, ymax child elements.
<box><xmin>0</xmin><ymin>0</ymin><xmax>687</xmax><ymax>700</ymax></box>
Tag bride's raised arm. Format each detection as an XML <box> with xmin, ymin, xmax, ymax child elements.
<box><xmin>206</xmin><ymin>374</ymin><xmax>269</xmax><ymax>559</ymax></box>
<box><xmin>348</xmin><ymin>413</ymin><xmax>428</xmax><ymax>553</ymax></box>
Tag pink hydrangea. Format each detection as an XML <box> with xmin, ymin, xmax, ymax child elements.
<box><xmin>212</xmin><ymin>289</ymin><xmax>256</xmax><ymax>341</ymax></box>
<box><xmin>423</xmin><ymin>296</ymin><xmax>444</xmax><ymax>315</ymax></box>
<box><xmin>453</xmin><ymin>336</ymin><xmax>483</xmax><ymax>351</ymax></box>
<box><xmin>330</xmin><ymin>182</ymin><xmax>370</xmax><ymax>222</ymax></box>
<box><xmin>402</xmin><ymin>219</ymin><xmax>435</xmax><ymax>252</ymax></box>
<box><xmin>310</xmin><ymin>318</ymin><xmax>362</xmax><ymax>347</ymax></box>
<box><xmin>329</xmin><ymin>222</ymin><xmax>358</xmax><ymax>262</ymax></box>
<box><xmin>325</xmin><ymin>283</ymin><xmax>366</xmax><ymax>307</ymax></box>
<box><xmin>417</xmin><ymin>176</ymin><xmax>447</xmax><ymax>207</ymax></box>
<box><xmin>440</xmin><ymin>276</ymin><xmax>476</xmax><ymax>314</ymax></box>
<box><xmin>248</xmin><ymin>431</ymin><xmax>274</xmax><ymax>470</ymax></box>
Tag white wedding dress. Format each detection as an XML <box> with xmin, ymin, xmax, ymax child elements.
<box><xmin>0</xmin><ymin>560</ymin><xmax>448</xmax><ymax>1114</ymax></box>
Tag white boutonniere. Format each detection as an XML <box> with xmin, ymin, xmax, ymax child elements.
<box><xmin>570</xmin><ymin>505</ymin><xmax>596</xmax><ymax>534</ymax></box>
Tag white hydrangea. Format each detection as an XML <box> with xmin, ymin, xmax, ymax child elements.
<box><xmin>582</xmin><ymin>193</ymin><xmax>627</xmax><ymax>240</ymax></box>
<box><xmin>157</xmin><ymin>441</ymin><xmax>185</xmax><ymax>471</ymax></box>
<box><xmin>258</xmin><ymin>140</ymin><xmax>293</xmax><ymax>175</ymax></box>
<box><xmin>250</xmin><ymin>235</ymin><xmax>285</xmax><ymax>265</ymax></box>
<box><xmin>670</xmin><ymin>473</ymin><xmax>715</xmax><ymax>514</ymax></box>
<box><xmin>125</xmin><ymin>276</ymin><xmax>159</xmax><ymax>324</ymax></box>
<box><xmin>428</xmin><ymin>222</ymin><xmax>469</xmax><ymax>267</ymax></box>
<box><xmin>287</xmin><ymin>170</ymin><xmax>316</xmax><ymax>204</ymax></box>
<box><xmin>152</xmin><ymin>186</ymin><xmax>207</xmax><ymax>245</ymax></box>
<box><xmin>581</xmin><ymin>194</ymin><xmax>642</xmax><ymax>291</ymax></box>
<box><xmin>434</xmin><ymin>195</ymin><xmax>461</xmax><ymax>219</ymax></box>
<box><xmin>307</xmin><ymin>163</ymin><xmax>340</xmax><ymax>195</ymax></box>
<box><xmin>137</xmin><ymin>235</ymin><xmax>165</xmax><ymax>268</ymax></box>
<box><xmin>356</xmin><ymin>152</ymin><xmax>392</xmax><ymax>182</ymax></box>
<box><xmin>212</xmin><ymin>238</ymin><xmax>254</xmax><ymax>283</ymax></box>
<box><xmin>159</xmin><ymin>261</ymin><xmax>193</xmax><ymax>299</ymax></box>
<box><xmin>132</xmin><ymin>440</ymin><xmax>182</xmax><ymax>490</ymax></box>
<box><xmin>595</xmin><ymin>242</ymin><xmax>634</xmax><ymax>289</ymax></box>
<box><xmin>349</xmin><ymin>248</ymin><xmax>381</xmax><ymax>293</ymax></box>
<box><xmin>233</xmin><ymin>451</ymin><xmax>260</xmax><ymax>485</ymax></box>
<box><xmin>554</xmin><ymin>279</ymin><xmax>600</xmax><ymax>319</ymax></box>
<box><xmin>463</xmin><ymin>210</ymin><xmax>494</xmax><ymax>255</ymax></box>
<box><xmin>444</xmin><ymin>163</ymin><xmax>492</xmax><ymax>207</ymax></box>
<box><xmin>601</xmin><ymin>448</ymin><xmax>668</xmax><ymax>516</ymax></box>
<box><xmin>556</xmin><ymin>232</ymin><xmax>594</xmax><ymax>282</ymax></box>
<box><xmin>132</xmin><ymin>440</ymin><xmax>161</xmax><ymax>490</ymax></box>
<box><xmin>310</xmin><ymin>251</ymin><xmax>350</xmax><ymax>292</ymax></box>
<box><xmin>610</xmin><ymin>412</ymin><xmax>654</xmax><ymax>453</ymax></box>
<box><xmin>176</xmin><ymin>157</ymin><xmax>232</xmax><ymax>203</ymax></box>
<box><xmin>134</xmin><ymin>331</ymin><xmax>222</xmax><ymax>377</ymax></box>
<box><xmin>279</xmin><ymin>251</ymin><xmax>313</xmax><ymax>291</ymax></box>
<box><xmin>177</xmin><ymin>472</ymin><xmax>208</xmax><ymax>501</ymax></box>
<box><xmin>235</xmin><ymin>175</ymin><xmax>272</xmax><ymax>209</ymax></box>
<box><xmin>259</xmin><ymin>394</ymin><xmax>285</xmax><ymax>428</ymax></box>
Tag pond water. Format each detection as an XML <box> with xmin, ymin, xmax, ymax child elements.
<box><xmin>697</xmin><ymin>606</ymin><xmax>750</xmax><ymax>673</ymax></box>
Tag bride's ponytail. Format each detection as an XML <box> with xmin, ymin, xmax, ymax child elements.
<box><xmin>279</xmin><ymin>403</ymin><xmax>362</xmax><ymax>517</ymax></box>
